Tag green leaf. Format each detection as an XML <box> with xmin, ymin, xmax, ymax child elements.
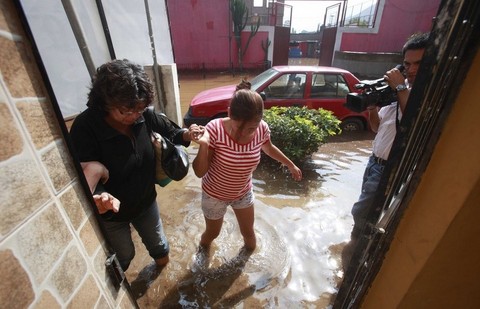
<box><xmin>263</xmin><ymin>106</ymin><xmax>341</xmax><ymax>163</ymax></box>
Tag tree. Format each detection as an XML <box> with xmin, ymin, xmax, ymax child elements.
<box><xmin>261</xmin><ymin>37</ymin><xmax>271</xmax><ymax>69</ymax></box>
<box><xmin>230</xmin><ymin>0</ymin><xmax>260</xmax><ymax>71</ymax></box>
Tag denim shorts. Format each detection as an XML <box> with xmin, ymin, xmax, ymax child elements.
<box><xmin>201</xmin><ymin>190</ymin><xmax>254</xmax><ymax>220</ymax></box>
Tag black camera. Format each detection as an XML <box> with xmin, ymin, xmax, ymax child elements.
<box><xmin>344</xmin><ymin>65</ymin><xmax>405</xmax><ymax>113</ymax></box>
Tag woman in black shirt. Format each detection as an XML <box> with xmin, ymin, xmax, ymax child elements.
<box><xmin>70</xmin><ymin>59</ymin><xmax>203</xmax><ymax>271</ymax></box>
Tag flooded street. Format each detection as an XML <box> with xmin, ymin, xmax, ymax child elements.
<box><xmin>125</xmin><ymin>68</ymin><xmax>375</xmax><ymax>308</ymax></box>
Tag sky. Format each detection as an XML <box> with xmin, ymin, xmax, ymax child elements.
<box><xmin>285</xmin><ymin>0</ymin><xmax>372</xmax><ymax>32</ymax></box>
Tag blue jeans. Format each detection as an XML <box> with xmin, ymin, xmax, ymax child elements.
<box><xmin>351</xmin><ymin>155</ymin><xmax>384</xmax><ymax>238</ymax></box>
<box><xmin>102</xmin><ymin>201</ymin><xmax>169</xmax><ymax>271</ymax></box>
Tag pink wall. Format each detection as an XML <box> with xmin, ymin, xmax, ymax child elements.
<box><xmin>235</xmin><ymin>31</ymin><xmax>269</xmax><ymax>68</ymax></box>
<box><xmin>167</xmin><ymin>0</ymin><xmax>267</xmax><ymax>70</ymax></box>
<box><xmin>340</xmin><ymin>0</ymin><xmax>441</xmax><ymax>53</ymax></box>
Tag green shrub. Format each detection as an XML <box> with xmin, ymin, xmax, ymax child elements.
<box><xmin>263</xmin><ymin>106</ymin><xmax>341</xmax><ymax>163</ymax></box>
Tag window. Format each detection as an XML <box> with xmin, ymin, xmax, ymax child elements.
<box><xmin>265</xmin><ymin>73</ymin><xmax>306</xmax><ymax>99</ymax></box>
<box><xmin>253</xmin><ymin>0</ymin><xmax>263</xmax><ymax>7</ymax></box>
<box><xmin>344</xmin><ymin>0</ymin><xmax>379</xmax><ymax>28</ymax></box>
<box><xmin>310</xmin><ymin>74</ymin><xmax>349</xmax><ymax>98</ymax></box>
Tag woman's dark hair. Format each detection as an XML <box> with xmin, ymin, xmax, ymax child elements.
<box><xmin>229</xmin><ymin>79</ymin><xmax>264</xmax><ymax>122</ymax></box>
<box><xmin>87</xmin><ymin>59</ymin><xmax>154</xmax><ymax>112</ymax></box>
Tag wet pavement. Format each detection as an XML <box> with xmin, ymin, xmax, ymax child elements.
<box><xmin>125</xmin><ymin>68</ymin><xmax>375</xmax><ymax>308</ymax></box>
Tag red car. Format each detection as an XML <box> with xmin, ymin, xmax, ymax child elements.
<box><xmin>183</xmin><ymin>66</ymin><xmax>368</xmax><ymax>131</ymax></box>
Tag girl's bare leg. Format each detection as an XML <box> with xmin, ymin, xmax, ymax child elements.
<box><xmin>200</xmin><ymin>217</ymin><xmax>224</xmax><ymax>248</ymax></box>
<box><xmin>233</xmin><ymin>205</ymin><xmax>256</xmax><ymax>251</ymax></box>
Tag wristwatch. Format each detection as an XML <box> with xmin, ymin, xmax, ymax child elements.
<box><xmin>396</xmin><ymin>83</ymin><xmax>408</xmax><ymax>92</ymax></box>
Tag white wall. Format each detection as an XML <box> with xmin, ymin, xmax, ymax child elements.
<box><xmin>20</xmin><ymin>0</ymin><xmax>173</xmax><ymax>119</ymax></box>
<box><xmin>102</xmin><ymin>0</ymin><xmax>173</xmax><ymax>65</ymax></box>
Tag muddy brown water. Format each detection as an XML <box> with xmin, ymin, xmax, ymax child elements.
<box><xmin>125</xmin><ymin>65</ymin><xmax>375</xmax><ymax>308</ymax></box>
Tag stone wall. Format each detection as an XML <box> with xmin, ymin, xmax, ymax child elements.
<box><xmin>0</xmin><ymin>1</ymin><xmax>135</xmax><ymax>308</ymax></box>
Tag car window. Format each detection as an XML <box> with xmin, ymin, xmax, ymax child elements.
<box><xmin>250</xmin><ymin>68</ymin><xmax>278</xmax><ymax>91</ymax></box>
<box><xmin>310</xmin><ymin>74</ymin><xmax>349</xmax><ymax>98</ymax></box>
<box><xmin>264</xmin><ymin>73</ymin><xmax>306</xmax><ymax>99</ymax></box>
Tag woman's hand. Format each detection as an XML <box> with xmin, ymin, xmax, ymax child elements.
<box><xmin>93</xmin><ymin>192</ymin><xmax>120</xmax><ymax>214</ymax></box>
<box><xmin>191</xmin><ymin>128</ymin><xmax>210</xmax><ymax>146</ymax></box>
<box><xmin>184</xmin><ymin>124</ymin><xmax>206</xmax><ymax>141</ymax></box>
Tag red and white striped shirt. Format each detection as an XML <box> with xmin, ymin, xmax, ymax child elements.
<box><xmin>202</xmin><ymin>118</ymin><xmax>270</xmax><ymax>201</ymax></box>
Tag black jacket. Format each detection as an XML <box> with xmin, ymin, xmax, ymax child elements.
<box><xmin>70</xmin><ymin>107</ymin><xmax>189</xmax><ymax>221</ymax></box>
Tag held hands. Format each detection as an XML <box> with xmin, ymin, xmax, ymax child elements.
<box><xmin>93</xmin><ymin>192</ymin><xmax>120</xmax><ymax>214</ymax></box>
<box><xmin>189</xmin><ymin>124</ymin><xmax>210</xmax><ymax>146</ymax></box>
<box><xmin>185</xmin><ymin>124</ymin><xmax>206</xmax><ymax>141</ymax></box>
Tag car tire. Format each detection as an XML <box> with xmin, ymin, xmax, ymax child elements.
<box><xmin>341</xmin><ymin>118</ymin><xmax>364</xmax><ymax>132</ymax></box>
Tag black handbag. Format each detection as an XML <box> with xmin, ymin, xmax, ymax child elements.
<box><xmin>151</xmin><ymin>131</ymin><xmax>189</xmax><ymax>187</ymax></box>
<box><xmin>144</xmin><ymin>107</ymin><xmax>190</xmax><ymax>187</ymax></box>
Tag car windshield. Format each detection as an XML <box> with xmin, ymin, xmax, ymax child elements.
<box><xmin>250</xmin><ymin>68</ymin><xmax>279</xmax><ymax>91</ymax></box>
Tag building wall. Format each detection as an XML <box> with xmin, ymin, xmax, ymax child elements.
<box><xmin>167</xmin><ymin>0</ymin><xmax>270</xmax><ymax>71</ymax></box>
<box><xmin>330</xmin><ymin>0</ymin><xmax>440</xmax><ymax>76</ymax></box>
<box><xmin>0</xmin><ymin>1</ymin><xmax>135</xmax><ymax>308</ymax></box>
<box><xmin>334</xmin><ymin>50</ymin><xmax>403</xmax><ymax>78</ymax></box>
<box><xmin>339</xmin><ymin>0</ymin><xmax>441</xmax><ymax>53</ymax></box>
<box><xmin>19</xmin><ymin>0</ymin><xmax>175</xmax><ymax>120</ymax></box>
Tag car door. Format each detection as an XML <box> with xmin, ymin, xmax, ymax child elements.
<box><xmin>306</xmin><ymin>73</ymin><xmax>353</xmax><ymax>120</ymax></box>
<box><xmin>261</xmin><ymin>72</ymin><xmax>308</xmax><ymax>109</ymax></box>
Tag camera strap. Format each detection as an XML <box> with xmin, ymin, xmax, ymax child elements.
<box><xmin>395</xmin><ymin>101</ymin><xmax>401</xmax><ymax>130</ymax></box>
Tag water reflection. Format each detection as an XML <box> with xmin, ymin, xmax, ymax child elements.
<box><xmin>125</xmin><ymin>131</ymin><xmax>374</xmax><ymax>308</ymax></box>
<box><xmin>157</xmin><ymin>209</ymin><xmax>291</xmax><ymax>308</ymax></box>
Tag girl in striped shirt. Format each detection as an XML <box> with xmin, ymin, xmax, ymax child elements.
<box><xmin>192</xmin><ymin>80</ymin><xmax>302</xmax><ymax>253</ymax></box>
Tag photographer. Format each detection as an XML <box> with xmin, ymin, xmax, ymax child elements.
<box><xmin>343</xmin><ymin>32</ymin><xmax>430</xmax><ymax>265</ymax></box>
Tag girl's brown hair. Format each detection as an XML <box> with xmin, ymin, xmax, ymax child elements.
<box><xmin>229</xmin><ymin>79</ymin><xmax>264</xmax><ymax>122</ymax></box>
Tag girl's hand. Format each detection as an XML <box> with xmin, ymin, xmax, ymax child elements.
<box><xmin>192</xmin><ymin>128</ymin><xmax>210</xmax><ymax>146</ymax></box>
<box><xmin>93</xmin><ymin>192</ymin><xmax>120</xmax><ymax>214</ymax></box>
<box><xmin>186</xmin><ymin>124</ymin><xmax>206</xmax><ymax>141</ymax></box>
<box><xmin>288</xmin><ymin>164</ymin><xmax>303</xmax><ymax>181</ymax></box>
